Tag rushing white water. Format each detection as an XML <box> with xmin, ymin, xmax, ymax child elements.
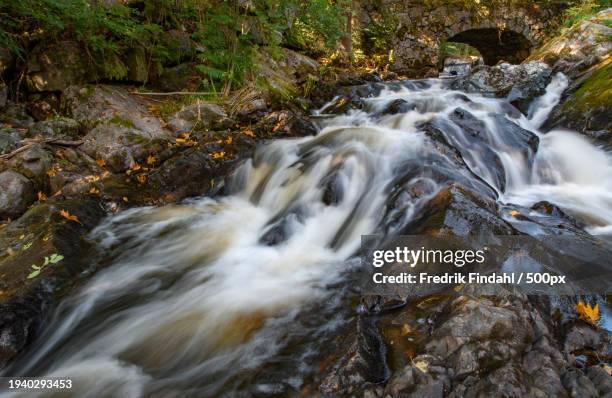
<box><xmin>3</xmin><ymin>74</ymin><xmax>612</xmax><ymax>397</ymax></box>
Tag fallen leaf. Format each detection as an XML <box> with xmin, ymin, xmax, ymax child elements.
<box><xmin>225</xmin><ymin>136</ymin><xmax>233</xmax><ymax>145</ymax></box>
<box><xmin>37</xmin><ymin>192</ymin><xmax>47</xmax><ymax>201</ymax></box>
<box><xmin>89</xmin><ymin>187</ymin><xmax>100</xmax><ymax>195</ymax></box>
<box><xmin>211</xmin><ymin>151</ymin><xmax>225</xmax><ymax>159</ymax></box>
<box><xmin>46</xmin><ymin>169</ymin><xmax>56</xmax><ymax>177</ymax></box>
<box><xmin>575</xmin><ymin>301</ymin><xmax>599</xmax><ymax>326</ymax></box>
<box><xmin>413</xmin><ymin>360</ymin><xmax>428</xmax><ymax>374</ymax></box>
<box><xmin>146</xmin><ymin>155</ymin><xmax>157</xmax><ymax>165</ymax></box>
<box><xmin>509</xmin><ymin>210</ymin><xmax>520</xmax><ymax>217</ymax></box>
<box><xmin>96</xmin><ymin>158</ymin><xmax>106</xmax><ymax>167</ymax></box>
<box><xmin>122</xmin><ymin>197</ymin><xmax>129</xmax><ymax>203</ymax></box>
<box><xmin>60</xmin><ymin>210</ymin><xmax>82</xmax><ymax>225</ymax></box>
<box><xmin>242</xmin><ymin>129</ymin><xmax>255</xmax><ymax>138</ymax></box>
<box><xmin>136</xmin><ymin>174</ymin><xmax>147</xmax><ymax>184</ymax></box>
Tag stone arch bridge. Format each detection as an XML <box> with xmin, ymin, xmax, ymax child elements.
<box><xmin>359</xmin><ymin>1</ymin><xmax>566</xmax><ymax>76</ymax></box>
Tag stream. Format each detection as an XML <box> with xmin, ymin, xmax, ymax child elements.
<box><xmin>2</xmin><ymin>74</ymin><xmax>612</xmax><ymax>397</ymax></box>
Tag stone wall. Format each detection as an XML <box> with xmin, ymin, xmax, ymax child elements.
<box><xmin>359</xmin><ymin>1</ymin><xmax>564</xmax><ymax>77</ymax></box>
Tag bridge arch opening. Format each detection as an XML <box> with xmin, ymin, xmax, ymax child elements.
<box><xmin>446</xmin><ymin>28</ymin><xmax>533</xmax><ymax>66</ymax></box>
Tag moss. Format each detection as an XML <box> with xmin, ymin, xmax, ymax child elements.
<box><xmin>566</xmin><ymin>60</ymin><xmax>612</xmax><ymax>111</ymax></box>
<box><xmin>109</xmin><ymin>116</ymin><xmax>136</xmax><ymax>129</ymax></box>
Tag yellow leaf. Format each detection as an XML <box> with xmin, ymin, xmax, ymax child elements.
<box><xmin>136</xmin><ymin>174</ymin><xmax>147</xmax><ymax>185</ymax></box>
<box><xmin>46</xmin><ymin>169</ymin><xmax>56</xmax><ymax>177</ymax></box>
<box><xmin>122</xmin><ymin>197</ymin><xmax>129</xmax><ymax>203</ymax></box>
<box><xmin>37</xmin><ymin>192</ymin><xmax>47</xmax><ymax>201</ymax></box>
<box><xmin>413</xmin><ymin>360</ymin><xmax>428</xmax><ymax>374</ymax></box>
<box><xmin>225</xmin><ymin>136</ymin><xmax>233</xmax><ymax>145</ymax></box>
<box><xmin>89</xmin><ymin>187</ymin><xmax>100</xmax><ymax>195</ymax></box>
<box><xmin>60</xmin><ymin>210</ymin><xmax>82</xmax><ymax>225</ymax></box>
<box><xmin>242</xmin><ymin>129</ymin><xmax>255</xmax><ymax>138</ymax></box>
<box><xmin>96</xmin><ymin>159</ymin><xmax>106</xmax><ymax>167</ymax></box>
<box><xmin>211</xmin><ymin>151</ymin><xmax>225</xmax><ymax>159</ymax></box>
<box><xmin>575</xmin><ymin>301</ymin><xmax>600</xmax><ymax>326</ymax></box>
<box><xmin>146</xmin><ymin>155</ymin><xmax>157</xmax><ymax>165</ymax></box>
<box><xmin>175</xmin><ymin>138</ymin><xmax>187</xmax><ymax>144</ymax></box>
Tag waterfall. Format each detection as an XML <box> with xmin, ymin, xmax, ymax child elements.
<box><xmin>3</xmin><ymin>74</ymin><xmax>611</xmax><ymax>397</ymax></box>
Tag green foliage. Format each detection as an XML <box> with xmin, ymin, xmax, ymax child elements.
<box><xmin>0</xmin><ymin>0</ymin><xmax>350</xmax><ymax>92</ymax></box>
<box><xmin>563</xmin><ymin>0</ymin><xmax>612</xmax><ymax>27</ymax></box>
<box><xmin>440</xmin><ymin>42</ymin><xmax>481</xmax><ymax>59</ymax></box>
<box><xmin>27</xmin><ymin>253</ymin><xmax>64</xmax><ymax>279</ymax></box>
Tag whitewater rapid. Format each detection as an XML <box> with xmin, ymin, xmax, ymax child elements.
<box><xmin>3</xmin><ymin>74</ymin><xmax>611</xmax><ymax>397</ymax></box>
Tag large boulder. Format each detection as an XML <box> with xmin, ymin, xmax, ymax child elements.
<box><xmin>154</xmin><ymin>63</ymin><xmax>201</xmax><ymax>92</ymax></box>
<box><xmin>0</xmin><ymin>171</ymin><xmax>35</xmax><ymax>220</ymax></box>
<box><xmin>451</xmin><ymin>61</ymin><xmax>553</xmax><ymax>113</ymax></box>
<box><xmin>527</xmin><ymin>9</ymin><xmax>612</xmax><ymax>78</ymax></box>
<box><xmin>543</xmin><ymin>58</ymin><xmax>611</xmax><ymax>149</ymax></box>
<box><xmin>62</xmin><ymin>85</ymin><xmax>167</xmax><ymax>136</ymax></box>
<box><xmin>82</xmin><ymin>124</ymin><xmax>166</xmax><ymax>172</ymax></box>
<box><xmin>62</xmin><ymin>85</ymin><xmax>170</xmax><ymax>172</ymax></box>
<box><xmin>27</xmin><ymin>117</ymin><xmax>81</xmax><ymax>139</ymax></box>
<box><xmin>166</xmin><ymin>102</ymin><xmax>231</xmax><ymax>133</ymax></box>
<box><xmin>26</xmin><ymin>41</ymin><xmax>95</xmax><ymax>92</ymax></box>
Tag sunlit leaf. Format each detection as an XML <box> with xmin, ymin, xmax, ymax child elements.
<box><xmin>60</xmin><ymin>210</ymin><xmax>82</xmax><ymax>224</ymax></box>
<box><xmin>575</xmin><ymin>301</ymin><xmax>600</xmax><ymax>326</ymax></box>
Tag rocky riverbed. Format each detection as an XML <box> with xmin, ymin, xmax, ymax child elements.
<box><xmin>0</xmin><ymin>8</ymin><xmax>611</xmax><ymax>398</ymax></box>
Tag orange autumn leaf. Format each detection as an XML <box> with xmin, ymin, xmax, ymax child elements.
<box><xmin>37</xmin><ymin>192</ymin><xmax>47</xmax><ymax>201</ymax></box>
<box><xmin>96</xmin><ymin>158</ymin><xmax>106</xmax><ymax>167</ymax></box>
<box><xmin>211</xmin><ymin>151</ymin><xmax>225</xmax><ymax>159</ymax></box>
<box><xmin>136</xmin><ymin>174</ymin><xmax>147</xmax><ymax>184</ymax></box>
<box><xmin>89</xmin><ymin>187</ymin><xmax>100</xmax><ymax>195</ymax></box>
<box><xmin>60</xmin><ymin>210</ymin><xmax>82</xmax><ymax>225</ymax></box>
<box><xmin>46</xmin><ymin>169</ymin><xmax>56</xmax><ymax>177</ymax></box>
<box><xmin>509</xmin><ymin>210</ymin><xmax>520</xmax><ymax>217</ymax></box>
<box><xmin>242</xmin><ymin>129</ymin><xmax>255</xmax><ymax>138</ymax></box>
<box><xmin>575</xmin><ymin>301</ymin><xmax>599</xmax><ymax>326</ymax></box>
<box><xmin>146</xmin><ymin>155</ymin><xmax>157</xmax><ymax>165</ymax></box>
<box><xmin>225</xmin><ymin>136</ymin><xmax>233</xmax><ymax>145</ymax></box>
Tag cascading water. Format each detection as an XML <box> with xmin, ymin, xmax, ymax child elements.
<box><xmin>3</xmin><ymin>73</ymin><xmax>611</xmax><ymax>397</ymax></box>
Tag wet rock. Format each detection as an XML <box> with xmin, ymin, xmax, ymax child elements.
<box><xmin>255</xmin><ymin>110</ymin><xmax>317</xmax><ymax>138</ymax></box>
<box><xmin>0</xmin><ymin>198</ymin><xmax>105</xmax><ymax>367</ymax></box>
<box><xmin>319</xmin><ymin>95</ymin><xmax>364</xmax><ymax>115</ymax></box>
<box><xmin>531</xmin><ymin>201</ymin><xmax>586</xmax><ymax>230</ymax></box>
<box><xmin>320</xmin><ymin>317</ymin><xmax>389</xmax><ymax>395</ymax></box>
<box><xmin>62</xmin><ymin>85</ymin><xmax>167</xmax><ymax>136</ymax></box>
<box><xmin>563</xmin><ymin>323</ymin><xmax>611</xmax><ymax>358</ymax></box>
<box><xmin>166</xmin><ymin>102</ymin><xmax>231</xmax><ymax>133</ymax></box>
<box><xmin>401</xmin><ymin>184</ymin><xmax>515</xmax><ymax>237</ymax></box>
<box><xmin>451</xmin><ymin>61</ymin><xmax>552</xmax><ymax>113</ymax></box>
<box><xmin>543</xmin><ymin>59</ymin><xmax>611</xmax><ymax>148</ymax></box>
<box><xmin>0</xmin><ymin>128</ymin><xmax>20</xmax><ymax>155</ymax></box>
<box><xmin>26</xmin><ymin>41</ymin><xmax>95</xmax><ymax>92</ymax></box>
<box><xmin>27</xmin><ymin>117</ymin><xmax>81</xmax><ymax>139</ymax></box>
<box><xmin>0</xmin><ymin>171</ymin><xmax>35</xmax><ymax>220</ymax></box>
<box><xmin>586</xmin><ymin>365</ymin><xmax>612</xmax><ymax>396</ymax></box>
